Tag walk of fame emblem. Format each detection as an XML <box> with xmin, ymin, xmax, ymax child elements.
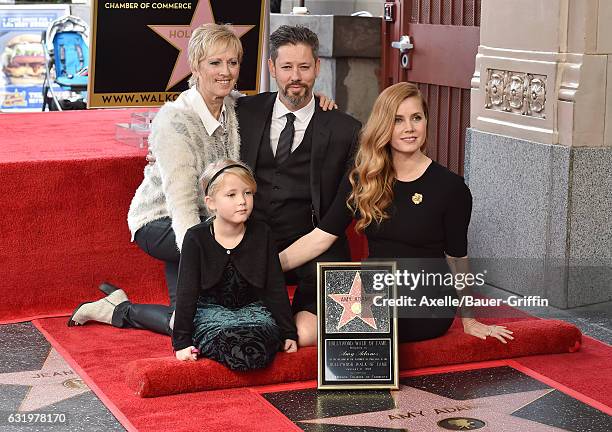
<box><xmin>438</xmin><ymin>417</ymin><xmax>486</xmax><ymax>430</ymax></box>
<box><xmin>62</xmin><ymin>378</ymin><xmax>87</xmax><ymax>390</ymax></box>
<box><xmin>317</xmin><ymin>262</ymin><xmax>399</xmax><ymax>390</ymax></box>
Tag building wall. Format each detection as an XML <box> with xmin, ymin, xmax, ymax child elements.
<box><xmin>466</xmin><ymin>0</ymin><xmax>611</xmax><ymax>308</ymax></box>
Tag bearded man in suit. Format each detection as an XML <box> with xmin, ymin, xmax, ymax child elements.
<box><xmin>237</xmin><ymin>25</ymin><xmax>361</xmax><ymax>346</ymax></box>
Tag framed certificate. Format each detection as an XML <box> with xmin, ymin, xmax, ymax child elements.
<box><xmin>317</xmin><ymin>262</ymin><xmax>399</xmax><ymax>390</ymax></box>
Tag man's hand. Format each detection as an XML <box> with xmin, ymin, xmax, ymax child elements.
<box><xmin>283</xmin><ymin>339</ymin><xmax>298</xmax><ymax>353</ymax></box>
<box><xmin>175</xmin><ymin>346</ymin><xmax>198</xmax><ymax>361</ymax></box>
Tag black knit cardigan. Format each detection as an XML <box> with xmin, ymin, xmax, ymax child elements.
<box><xmin>172</xmin><ymin>219</ymin><xmax>298</xmax><ymax>350</ymax></box>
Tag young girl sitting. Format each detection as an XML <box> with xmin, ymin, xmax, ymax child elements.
<box><xmin>172</xmin><ymin>159</ymin><xmax>298</xmax><ymax>370</ymax></box>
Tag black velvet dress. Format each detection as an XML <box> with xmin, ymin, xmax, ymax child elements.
<box><xmin>172</xmin><ymin>219</ymin><xmax>298</xmax><ymax>371</ymax></box>
<box><xmin>192</xmin><ymin>260</ymin><xmax>282</xmax><ymax>371</ymax></box>
<box><xmin>319</xmin><ymin>161</ymin><xmax>473</xmax><ymax>342</ymax></box>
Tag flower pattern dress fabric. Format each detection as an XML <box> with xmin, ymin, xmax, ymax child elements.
<box><xmin>192</xmin><ymin>261</ymin><xmax>282</xmax><ymax>370</ymax></box>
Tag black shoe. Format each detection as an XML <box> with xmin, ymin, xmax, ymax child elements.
<box><xmin>99</xmin><ymin>282</ymin><xmax>121</xmax><ymax>296</ymax></box>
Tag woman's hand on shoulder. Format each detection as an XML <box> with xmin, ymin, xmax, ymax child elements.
<box><xmin>175</xmin><ymin>346</ymin><xmax>198</xmax><ymax>361</ymax></box>
<box><xmin>461</xmin><ymin>318</ymin><xmax>514</xmax><ymax>344</ymax></box>
<box><xmin>146</xmin><ymin>149</ymin><xmax>156</xmax><ymax>165</ymax></box>
<box><xmin>315</xmin><ymin>92</ymin><xmax>338</xmax><ymax>111</ymax></box>
<box><xmin>283</xmin><ymin>339</ymin><xmax>298</xmax><ymax>353</ymax></box>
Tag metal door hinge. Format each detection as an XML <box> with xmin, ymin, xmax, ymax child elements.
<box><xmin>384</xmin><ymin>3</ymin><xmax>395</xmax><ymax>22</ymax></box>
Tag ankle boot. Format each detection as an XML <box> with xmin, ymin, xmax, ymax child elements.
<box><xmin>67</xmin><ymin>289</ymin><xmax>129</xmax><ymax>327</ymax></box>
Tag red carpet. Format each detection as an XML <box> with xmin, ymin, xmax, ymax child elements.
<box><xmin>125</xmin><ymin>318</ymin><xmax>581</xmax><ymax>397</ymax></box>
<box><xmin>33</xmin><ymin>316</ymin><xmax>610</xmax><ymax>431</ymax></box>
<box><xmin>0</xmin><ymin>110</ymin><xmax>167</xmax><ymax>323</ymax></box>
<box><xmin>0</xmin><ymin>109</ymin><xmax>367</xmax><ymax>323</ymax></box>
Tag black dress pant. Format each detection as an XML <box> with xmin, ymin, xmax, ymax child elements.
<box><xmin>111</xmin><ymin>217</ymin><xmax>180</xmax><ymax>336</ymax></box>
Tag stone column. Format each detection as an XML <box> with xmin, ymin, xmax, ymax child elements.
<box><xmin>466</xmin><ymin>0</ymin><xmax>611</xmax><ymax>308</ymax></box>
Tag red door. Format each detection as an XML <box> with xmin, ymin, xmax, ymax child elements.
<box><xmin>382</xmin><ymin>0</ymin><xmax>481</xmax><ymax>175</ymax></box>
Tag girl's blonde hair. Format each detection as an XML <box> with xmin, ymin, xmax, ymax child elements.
<box><xmin>188</xmin><ymin>23</ymin><xmax>244</xmax><ymax>88</ymax></box>
<box><xmin>200</xmin><ymin>159</ymin><xmax>256</xmax><ymax>199</ymax></box>
<box><xmin>348</xmin><ymin>82</ymin><xmax>428</xmax><ymax>232</ymax></box>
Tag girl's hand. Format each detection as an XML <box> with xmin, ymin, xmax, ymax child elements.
<box><xmin>315</xmin><ymin>92</ymin><xmax>338</xmax><ymax>111</ymax></box>
<box><xmin>283</xmin><ymin>339</ymin><xmax>298</xmax><ymax>353</ymax></box>
<box><xmin>175</xmin><ymin>346</ymin><xmax>198</xmax><ymax>361</ymax></box>
<box><xmin>462</xmin><ymin>318</ymin><xmax>514</xmax><ymax>344</ymax></box>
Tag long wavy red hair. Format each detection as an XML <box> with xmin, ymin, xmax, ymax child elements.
<box><xmin>348</xmin><ymin>82</ymin><xmax>428</xmax><ymax>232</ymax></box>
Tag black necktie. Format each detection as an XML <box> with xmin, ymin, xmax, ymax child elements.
<box><xmin>275</xmin><ymin>113</ymin><xmax>296</xmax><ymax>165</ymax></box>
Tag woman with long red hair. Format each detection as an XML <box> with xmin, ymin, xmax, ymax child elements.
<box><xmin>280</xmin><ymin>82</ymin><xmax>514</xmax><ymax>344</ymax></box>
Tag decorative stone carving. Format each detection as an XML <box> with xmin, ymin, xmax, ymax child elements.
<box><xmin>529</xmin><ymin>77</ymin><xmax>546</xmax><ymax>113</ymax></box>
<box><xmin>484</xmin><ymin>69</ymin><xmax>547</xmax><ymax>118</ymax></box>
<box><xmin>485</xmin><ymin>72</ymin><xmax>504</xmax><ymax>107</ymax></box>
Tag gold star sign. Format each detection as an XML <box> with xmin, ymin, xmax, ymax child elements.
<box><xmin>148</xmin><ymin>0</ymin><xmax>254</xmax><ymax>90</ymax></box>
<box><xmin>329</xmin><ymin>272</ymin><xmax>378</xmax><ymax>330</ymax></box>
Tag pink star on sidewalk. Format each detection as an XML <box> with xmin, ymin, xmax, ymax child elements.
<box><xmin>148</xmin><ymin>0</ymin><xmax>254</xmax><ymax>90</ymax></box>
<box><xmin>0</xmin><ymin>349</ymin><xmax>89</xmax><ymax>412</ymax></box>
<box><xmin>329</xmin><ymin>272</ymin><xmax>378</xmax><ymax>330</ymax></box>
<box><xmin>302</xmin><ymin>385</ymin><xmax>565</xmax><ymax>431</ymax></box>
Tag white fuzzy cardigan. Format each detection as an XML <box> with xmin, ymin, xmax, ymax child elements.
<box><xmin>127</xmin><ymin>95</ymin><xmax>240</xmax><ymax>250</ymax></box>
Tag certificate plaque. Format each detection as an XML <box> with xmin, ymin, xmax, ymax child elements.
<box><xmin>317</xmin><ymin>262</ymin><xmax>398</xmax><ymax>390</ymax></box>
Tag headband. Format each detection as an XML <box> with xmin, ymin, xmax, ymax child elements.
<box><xmin>204</xmin><ymin>163</ymin><xmax>250</xmax><ymax>195</ymax></box>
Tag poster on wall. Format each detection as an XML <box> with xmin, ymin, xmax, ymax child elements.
<box><xmin>0</xmin><ymin>5</ymin><xmax>70</xmax><ymax>112</ymax></box>
<box><xmin>88</xmin><ymin>0</ymin><xmax>266</xmax><ymax>108</ymax></box>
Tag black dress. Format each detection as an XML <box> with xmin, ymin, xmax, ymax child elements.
<box><xmin>192</xmin><ymin>260</ymin><xmax>282</xmax><ymax>371</ymax></box>
<box><xmin>319</xmin><ymin>161</ymin><xmax>472</xmax><ymax>342</ymax></box>
<box><xmin>172</xmin><ymin>219</ymin><xmax>298</xmax><ymax>370</ymax></box>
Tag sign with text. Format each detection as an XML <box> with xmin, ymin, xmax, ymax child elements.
<box><xmin>88</xmin><ymin>0</ymin><xmax>265</xmax><ymax>108</ymax></box>
<box><xmin>317</xmin><ymin>262</ymin><xmax>399</xmax><ymax>390</ymax></box>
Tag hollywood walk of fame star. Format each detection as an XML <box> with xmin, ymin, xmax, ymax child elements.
<box><xmin>0</xmin><ymin>349</ymin><xmax>89</xmax><ymax>412</ymax></box>
<box><xmin>148</xmin><ymin>0</ymin><xmax>255</xmax><ymax>90</ymax></box>
<box><xmin>301</xmin><ymin>384</ymin><xmax>566</xmax><ymax>431</ymax></box>
<box><xmin>328</xmin><ymin>272</ymin><xmax>378</xmax><ymax>330</ymax></box>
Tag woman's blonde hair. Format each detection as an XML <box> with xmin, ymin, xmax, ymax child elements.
<box><xmin>200</xmin><ymin>159</ymin><xmax>256</xmax><ymax>200</ymax></box>
<box><xmin>348</xmin><ymin>82</ymin><xmax>428</xmax><ymax>232</ymax></box>
<box><xmin>188</xmin><ymin>23</ymin><xmax>244</xmax><ymax>88</ymax></box>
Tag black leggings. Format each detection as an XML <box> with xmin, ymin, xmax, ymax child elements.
<box><xmin>111</xmin><ymin>217</ymin><xmax>180</xmax><ymax>335</ymax></box>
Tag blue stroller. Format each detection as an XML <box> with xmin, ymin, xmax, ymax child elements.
<box><xmin>41</xmin><ymin>15</ymin><xmax>89</xmax><ymax>111</ymax></box>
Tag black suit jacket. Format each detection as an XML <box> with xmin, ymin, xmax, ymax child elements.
<box><xmin>236</xmin><ymin>92</ymin><xmax>361</xmax><ymax>225</ymax></box>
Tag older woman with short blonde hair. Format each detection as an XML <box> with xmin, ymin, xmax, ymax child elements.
<box><xmin>69</xmin><ymin>24</ymin><xmax>244</xmax><ymax>334</ymax></box>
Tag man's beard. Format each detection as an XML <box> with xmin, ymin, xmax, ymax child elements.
<box><xmin>281</xmin><ymin>82</ymin><xmax>312</xmax><ymax>107</ymax></box>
